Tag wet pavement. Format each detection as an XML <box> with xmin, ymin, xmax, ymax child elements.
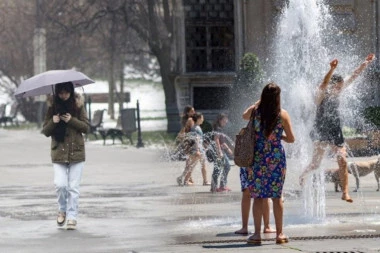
<box><xmin>0</xmin><ymin>128</ymin><xmax>380</xmax><ymax>252</ymax></box>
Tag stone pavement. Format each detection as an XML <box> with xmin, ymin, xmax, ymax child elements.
<box><xmin>0</xmin><ymin>128</ymin><xmax>380</xmax><ymax>253</ymax></box>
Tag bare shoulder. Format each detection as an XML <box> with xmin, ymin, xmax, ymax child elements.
<box><xmin>280</xmin><ymin>109</ymin><xmax>290</xmax><ymax>119</ymax></box>
<box><xmin>186</xmin><ymin>117</ymin><xmax>195</xmax><ymax>126</ymax></box>
<box><xmin>280</xmin><ymin>109</ymin><xmax>293</xmax><ymax>125</ymax></box>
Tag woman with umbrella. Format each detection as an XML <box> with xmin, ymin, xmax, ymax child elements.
<box><xmin>41</xmin><ymin>82</ymin><xmax>89</xmax><ymax>230</ymax></box>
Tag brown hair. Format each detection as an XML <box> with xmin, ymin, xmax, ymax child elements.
<box><xmin>181</xmin><ymin>105</ymin><xmax>194</xmax><ymax>127</ymax></box>
<box><xmin>330</xmin><ymin>74</ymin><xmax>343</xmax><ymax>84</ymax></box>
<box><xmin>192</xmin><ymin>112</ymin><xmax>203</xmax><ymax>123</ymax></box>
<box><xmin>258</xmin><ymin>82</ymin><xmax>281</xmax><ymax>138</ymax></box>
<box><xmin>212</xmin><ymin>113</ymin><xmax>228</xmax><ymax>130</ymax></box>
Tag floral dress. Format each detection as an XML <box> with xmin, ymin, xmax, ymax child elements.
<box><xmin>247</xmin><ymin>112</ymin><xmax>286</xmax><ymax>198</ymax></box>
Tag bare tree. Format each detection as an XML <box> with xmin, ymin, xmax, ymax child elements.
<box><xmin>122</xmin><ymin>0</ymin><xmax>181</xmax><ymax>132</ymax></box>
<box><xmin>43</xmin><ymin>0</ymin><xmax>133</xmax><ymax>120</ymax></box>
<box><xmin>0</xmin><ymin>0</ymin><xmax>181</xmax><ymax>131</ymax></box>
<box><xmin>0</xmin><ymin>1</ymin><xmax>39</xmax><ymax>121</ymax></box>
<box><xmin>89</xmin><ymin>1</ymin><xmax>129</xmax><ymax>119</ymax></box>
<box><xmin>0</xmin><ymin>1</ymin><xmax>35</xmax><ymax>85</ymax></box>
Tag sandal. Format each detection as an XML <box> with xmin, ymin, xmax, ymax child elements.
<box><xmin>216</xmin><ymin>187</ymin><xmax>231</xmax><ymax>192</ymax></box>
<box><xmin>247</xmin><ymin>235</ymin><xmax>261</xmax><ymax>245</ymax></box>
<box><xmin>203</xmin><ymin>181</ymin><xmax>211</xmax><ymax>186</ymax></box>
<box><xmin>275</xmin><ymin>235</ymin><xmax>289</xmax><ymax>244</ymax></box>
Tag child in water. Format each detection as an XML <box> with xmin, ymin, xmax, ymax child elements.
<box><xmin>177</xmin><ymin>112</ymin><xmax>210</xmax><ymax>185</ymax></box>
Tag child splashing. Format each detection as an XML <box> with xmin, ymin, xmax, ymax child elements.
<box><xmin>177</xmin><ymin>112</ymin><xmax>210</xmax><ymax>186</ymax></box>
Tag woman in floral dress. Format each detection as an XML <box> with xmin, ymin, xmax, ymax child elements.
<box><xmin>243</xmin><ymin>83</ymin><xmax>295</xmax><ymax>245</ymax></box>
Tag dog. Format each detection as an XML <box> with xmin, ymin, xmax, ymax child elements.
<box><xmin>324</xmin><ymin>168</ymin><xmax>342</xmax><ymax>192</ymax></box>
<box><xmin>347</xmin><ymin>158</ymin><xmax>380</xmax><ymax>192</ymax></box>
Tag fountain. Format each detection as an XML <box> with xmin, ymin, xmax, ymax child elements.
<box><xmin>163</xmin><ymin>1</ymin><xmax>380</xmax><ymax>245</ymax></box>
<box><xmin>271</xmin><ymin>0</ymin><xmax>370</xmax><ymax>220</ymax></box>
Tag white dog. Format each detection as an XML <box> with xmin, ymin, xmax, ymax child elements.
<box><xmin>347</xmin><ymin>158</ymin><xmax>380</xmax><ymax>192</ymax></box>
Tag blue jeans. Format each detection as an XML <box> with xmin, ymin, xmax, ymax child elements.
<box><xmin>53</xmin><ymin>162</ymin><xmax>84</xmax><ymax>220</ymax></box>
<box><xmin>211</xmin><ymin>152</ymin><xmax>231</xmax><ymax>190</ymax></box>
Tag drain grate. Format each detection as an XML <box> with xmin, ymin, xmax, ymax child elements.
<box><xmin>178</xmin><ymin>233</ymin><xmax>380</xmax><ymax>245</ymax></box>
<box><xmin>315</xmin><ymin>252</ymin><xmax>364</xmax><ymax>253</ymax></box>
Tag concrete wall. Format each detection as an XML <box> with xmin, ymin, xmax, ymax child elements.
<box><xmin>243</xmin><ymin>0</ymin><xmax>280</xmax><ymax>73</ymax></box>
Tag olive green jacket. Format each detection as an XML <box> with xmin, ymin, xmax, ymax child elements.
<box><xmin>41</xmin><ymin>94</ymin><xmax>90</xmax><ymax>163</ymax></box>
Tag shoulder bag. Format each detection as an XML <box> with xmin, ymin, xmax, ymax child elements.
<box><xmin>234</xmin><ymin>109</ymin><xmax>255</xmax><ymax>167</ymax></box>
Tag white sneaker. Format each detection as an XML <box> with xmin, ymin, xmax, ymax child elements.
<box><xmin>66</xmin><ymin>220</ymin><xmax>77</xmax><ymax>230</ymax></box>
<box><xmin>57</xmin><ymin>212</ymin><xmax>66</xmax><ymax>227</ymax></box>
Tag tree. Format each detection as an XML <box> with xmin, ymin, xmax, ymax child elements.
<box><xmin>28</xmin><ymin>0</ymin><xmax>124</xmax><ymax>120</ymax></box>
<box><xmin>88</xmin><ymin>1</ymin><xmax>129</xmax><ymax>119</ymax></box>
<box><xmin>0</xmin><ymin>1</ymin><xmax>41</xmax><ymax>122</ymax></box>
<box><xmin>42</xmin><ymin>0</ymin><xmax>178</xmax><ymax>126</ymax></box>
<box><xmin>121</xmin><ymin>0</ymin><xmax>180</xmax><ymax>132</ymax></box>
<box><xmin>228</xmin><ymin>53</ymin><xmax>264</xmax><ymax>135</ymax></box>
<box><xmin>0</xmin><ymin>0</ymin><xmax>181</xmax><ymax>131</ymax></box>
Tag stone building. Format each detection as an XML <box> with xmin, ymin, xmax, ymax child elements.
<box><xmin>172</xmin><ymin>0</ymin><xmax>380</xmax><ymax>122</ymax></box>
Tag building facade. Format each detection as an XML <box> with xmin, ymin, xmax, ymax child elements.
<box><xmin>173</xmin><ymin>0</ymin><xmax>380</xmax><ymax>121</ymax></box>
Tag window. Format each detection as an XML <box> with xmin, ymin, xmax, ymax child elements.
<box><xmin>184</xmin><ymin>0</ymin><xmax>235</xmax><ymax>72</ymax></box>
<box><xmin>193</xmin><ymin>86</ymin><xmax>230</xmax><ymax>110</ymax></box>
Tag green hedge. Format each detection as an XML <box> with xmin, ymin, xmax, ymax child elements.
<box><xmin>363</xmin><ymin>106</ymin><xmax>380</xmax><ymax>128</ymax></box>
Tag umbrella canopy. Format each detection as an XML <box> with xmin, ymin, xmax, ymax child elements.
<box><xmin>15</xmin><ymin>69</ymin><xmax>95</xmax><ymax>98</ymax></box>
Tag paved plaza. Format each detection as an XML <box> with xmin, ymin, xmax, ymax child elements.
<box><xmin>0</xmin><ymin>128</ymin><xmax>380</xmax><ymax>252</ymax></box>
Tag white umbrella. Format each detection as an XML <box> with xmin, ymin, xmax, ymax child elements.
<box><xmin>15</xmin><ymin>69</ymin><xmax>95</xmax><ymax>98</ymax></box>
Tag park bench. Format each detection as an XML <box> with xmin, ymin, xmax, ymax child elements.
<box><xmin>0</xmin><ymin>103</ymin><xmax>19</xmax><ymax>126</ymax></box>
<box><xmin>0</xmin><ymin>104</ymin><xmax>7</xmax><ymax>127</ymax></box>
<box><xmin>0</xmin><ymin>104</ymin><xmax>6</xmax><ymax>118</ymax></box>
<box><xmin>98</xmin><ymin>108</ymin><xmax>136</xmax><ymax>145</ymax></box>
<box><xmin>87</xmin><ymin>109</ymin><xmax>105</xmax><ymax>139</ymax></box>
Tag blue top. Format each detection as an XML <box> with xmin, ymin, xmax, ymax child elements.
<box><xmin>191</xmin><ymin>125</ymin><xmax>204</xmax><ymax>153</ymax></box>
